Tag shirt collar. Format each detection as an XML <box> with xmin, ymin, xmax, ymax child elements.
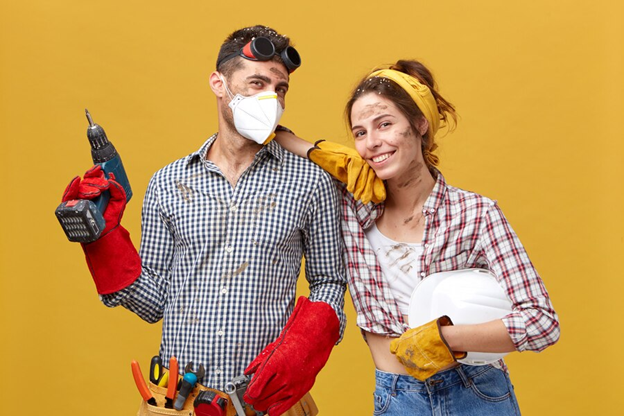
<box><xmin>185</xmin><ymin>133</ymin><xmax>285</xmax><ymax>166</ymax></box>
<box><xmin>422</xmin><ymin>169</ymin><xmax>448</xmax><ymax>215</ymax></box>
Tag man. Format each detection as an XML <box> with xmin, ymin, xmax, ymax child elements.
<box><xmin>62</xmin><ymin>25</ymin><xmax>346</xmax><ymax>415</ymax></box>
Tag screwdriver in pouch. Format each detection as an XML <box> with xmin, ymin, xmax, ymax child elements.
<box><xmin>175</xmin><ymin>363</ymin><xmax>205</xmax><ymax>410</ymax></box>
<box><xmin>150</xmin><ymin>356</ymin><xmax>164</xmax><ymax>385</ymax></box>
<box><xmin>174</xmin><ymin>372</ymin><xmax>198</xmax><ymax>410</ymax></box>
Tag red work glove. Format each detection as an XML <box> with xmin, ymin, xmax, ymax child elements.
<box><xmin>62</xmin><ymin>165</ymin><xmax>141</xmax><ymax>294</ymax></box>
<box><xmin>243</xmin><ymin>297</ymin><xmax>340</xmax><ymax>416</ymax></box>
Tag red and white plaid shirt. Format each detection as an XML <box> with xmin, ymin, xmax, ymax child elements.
<box><xmin>338</xmin><ymin>171</ymin><xmax>560</xmax><ymax>355</ymax></box>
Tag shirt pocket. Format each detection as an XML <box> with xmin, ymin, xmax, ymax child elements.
<box><xmin>161</xmin><ymin>181</ymin><xmax>228</xmax><ymax>251</ymax></box>
<box><xmin>427</xmin><ymin>225</ymin><xmax>474</xmax><ymax>274</ymax></box>
<box><xmin>247</xmin><ymin>192</ymin><xmax>304</xmax><ymax>252</ymax></box>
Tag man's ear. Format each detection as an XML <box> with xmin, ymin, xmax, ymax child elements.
<box><xmin>209</xmin><ymin>71</ymin><xmax>226</xmax><ymax>98</ymax></box>
<box><xmin>417</xmin><ymin>116</ymin><xmax>429</xmax><ymax>137</ymax></box>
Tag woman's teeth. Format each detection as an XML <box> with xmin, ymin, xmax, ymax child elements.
<box><xmin>372</xmin><ymin>153</ymin><xmax>391</xmax><ymax>163</ymax></box>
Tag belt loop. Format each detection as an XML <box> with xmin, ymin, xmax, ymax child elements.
<box><xmin>390</xmin><ymin>374</ymin><xmax>400</xmax><ymax>395</ymax></box>
<box><xmin>455</xmin><ymin>365</ymin><xmax>471</xmax><ymax>388</ymax></box>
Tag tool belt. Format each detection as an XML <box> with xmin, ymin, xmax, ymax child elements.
<box><xmin>137</xmin><ymin>376</ymin><xmax>318</xmax><ymax>416</ymax></box>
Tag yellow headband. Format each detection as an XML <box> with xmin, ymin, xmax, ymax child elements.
<box><xmin>368</xmin><ymin>69</ymin><xmax>440</xmax><ymax>138</ymax></box>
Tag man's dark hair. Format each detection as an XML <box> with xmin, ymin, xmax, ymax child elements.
<box><xmin>216</xmin><ymin>25</ymin><xmax>292</xmax><ymax>77</ymax></box>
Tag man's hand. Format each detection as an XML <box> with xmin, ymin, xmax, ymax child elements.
<box><xmin>61</xmin><ymin>166</ymin><xmax>140</xmax><ymax>294</ymax></box>
<box><xmin>243</xmin><ymin>297</ymin><xmax>340</xmax><ymax>416</ymax></box>
<box><xmin>390</xmin><ymin>316</ymin><xmax>466</xmax><ymax>381</ymax></box>
<box><xmin>62</xmin><ymin>165</ymin><xmax>127</xmax><ymax>236</ymax></box>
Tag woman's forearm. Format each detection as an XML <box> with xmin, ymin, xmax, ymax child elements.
<box><xmin>274</xmin><ymin>130</ymin><xmax>314</xmax><ymax>159</ymax></box>
<box><xmin>441</xmin><ymin>319</ymin><xmax>516</xmax><ymax>354</ymax></box>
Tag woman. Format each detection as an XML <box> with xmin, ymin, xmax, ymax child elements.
<box><xmin>275</xmin><ymin>60</ymin><xmax>559</xmax><ymax>415</ymax></box>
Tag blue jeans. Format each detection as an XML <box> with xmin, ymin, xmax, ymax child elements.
<box><xmin>373</xmin><ymin>365</ymin><xmax>521</xmax><ymax>415</ymax></box>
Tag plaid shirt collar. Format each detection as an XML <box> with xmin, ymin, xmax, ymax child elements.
<box><xmin>367</xmin><ymin>169</ymin><xmax>448</xmax><ymax>225</ymax></box>
<box><xmin>422</xmin><ymin>169</ymin><xmax>447</xmax><ymax>216</ymax></box>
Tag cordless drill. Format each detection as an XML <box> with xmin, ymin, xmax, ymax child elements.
<box><xmin>55</xmin><ymin>109</ymin><xmax>132</xmax><ymax>243</ymax></box>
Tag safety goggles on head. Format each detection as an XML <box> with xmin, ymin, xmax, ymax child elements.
<box><xmin>217</xmin><ymin>37</ymin><xmax>301</xmax><ymax>73</ymax></box>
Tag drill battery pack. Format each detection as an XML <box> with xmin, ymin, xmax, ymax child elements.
<box><xmin>55</xmin><ymin>199</ymin><xmax>106</xmax><ymax>243</ymax></box>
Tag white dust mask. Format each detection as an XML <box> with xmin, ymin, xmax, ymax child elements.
<box><xmin>221</xmin><ymin>76</ymin><xmax>284</xmax><ymax>145</ymax></box>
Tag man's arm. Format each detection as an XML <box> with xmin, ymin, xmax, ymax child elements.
<box><xmin>242</xmin><ymin>169</ymin><xmax>347</xmax><ymax>416</ymax></box>
<box><xmin>100</xmin><ymin>175</ymin><xmax>173</xmax><ymax>323</ymax></box>
<box><xmin>301</xmin><ymin>168</ymin><xmax>347</xmax><ymax>336</ymax></box>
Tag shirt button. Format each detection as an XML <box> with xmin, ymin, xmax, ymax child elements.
<box><xmin>424</xmin><ymin>243</ymin><xmax>429</xmax><ymax>248</ymax></box>
<box><xmin>420</xmin><ymin>272</ymin><xmax>426</xmax><ymax>277</ymax></box>
<box><xmin>221</xmin><ymin>287</ymin><xmax>228</xmax><ymax>294</ymax></box>
<box><xmin>215</xmin><ymin>368</ymin><xmax>222</xmax><ymax>375</ymax></box>
<box><xmin>217</xmin><ymin>330</ymin><xmax>224</xmax><ymax>336</ymax></box>
<box><xmin>230</xmin><ymin>204</ymin><xmax>237</xmax><ymax>212</ymax></box>
<box><xmin>225</xmin><ymin>246</ymin><xmax>233</xmax><ymax>253</ymax></box>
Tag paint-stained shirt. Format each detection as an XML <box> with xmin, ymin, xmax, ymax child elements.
<box><xmin>339</xmin><ymin>171</ymin><xmax>559</xmax><ymax>368</ymax></box>
<box><xmin>101</xmin><ymin>134</ymin><xmax>346</xmax><ymax>389</ymax></box>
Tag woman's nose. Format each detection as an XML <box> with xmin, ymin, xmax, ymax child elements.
<box><xmin>366</xmin><ymin>132</ymin><xmax>382</xmax><ymax>150</ymax></box>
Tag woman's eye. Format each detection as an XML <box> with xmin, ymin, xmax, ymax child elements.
<box><xmin>380</xmin><ymin>122</ymin><xmax>391</xmax><ymax>128</ymax></box>
<box><xmin>354</xmin><ymin>130</ymin><xmax>365</xmax><ymax>138</ymax></box>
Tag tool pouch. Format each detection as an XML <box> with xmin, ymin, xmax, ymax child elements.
<box><xmin>136</xmin><ymin>380</ymin><xmax>318</xmax><ymax>416</ymax></box>
<box><xmin>281</xmin><ymin>392</ymin><xmax>318</xmax><ymax>416</ymax></box>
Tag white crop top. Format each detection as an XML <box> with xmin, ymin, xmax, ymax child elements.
<box><xmin>364</xmin><ymin>223</ymin><xmax>423</xmax><ymax>315</ymax></box>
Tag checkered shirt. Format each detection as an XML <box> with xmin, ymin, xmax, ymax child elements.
<box><xmin>101</xmin><ymin>134</ymin><xmax>346</xmax><ymax>389</ymax></box>
<box><xmin>339</xmin><ymin>171</ymin><xmax>560</xmax><ymax>361</ymax></box>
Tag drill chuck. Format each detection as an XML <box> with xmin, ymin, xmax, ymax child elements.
<box><xmin>86</xmin><ymin>109</ymin><xmax>119</xmax><ymax>163</ymax></box>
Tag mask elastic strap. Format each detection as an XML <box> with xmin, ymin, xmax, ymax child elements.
<box><xmin>219</xmin><ymin>74</ymin><xmax>236</xmax><ymax>101</ymax></box>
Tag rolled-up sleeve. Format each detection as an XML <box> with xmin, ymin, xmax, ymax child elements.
<box><xmin>479</xmin><ymin>202</ymin><xmax>560</xmax><ymax>352</ymax></box>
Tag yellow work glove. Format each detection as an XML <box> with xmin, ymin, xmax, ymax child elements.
<box><xmin>307</xmin><ymin>140</ymin><xmax>386</xmax><ymax>204</ymax></box>
<box><xmin>390</xmin><ymin>316</ymin><xmax>466</xmax><ymax>381</ymax></box>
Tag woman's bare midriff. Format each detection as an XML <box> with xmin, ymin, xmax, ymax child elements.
<box><xmin>364</xmin><ymin>331</ymin><xmax>411</xmax><ymax>375</ymax></box>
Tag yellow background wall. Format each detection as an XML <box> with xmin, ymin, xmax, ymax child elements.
<box><xmin>1</xmin><ymin>1</ymin><xmax>622</xmax><ymax>414</ymax></box>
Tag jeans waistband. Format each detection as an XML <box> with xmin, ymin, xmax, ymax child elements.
<box><xmin>375</xmin><ymin>364</ymin><xmax>497</xmax><ymax>393</ymax></box>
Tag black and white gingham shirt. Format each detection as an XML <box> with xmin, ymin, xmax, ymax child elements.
<box><xmin>102</xmin><ymin>134</ymin><xmax>346</xmax><ymax>389</ymax></box>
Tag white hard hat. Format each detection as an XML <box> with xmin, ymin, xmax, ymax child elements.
<box><xmin>408</xmin><ymin>268</ymin><xmax>513</xmax><ymax>366</ymax></box>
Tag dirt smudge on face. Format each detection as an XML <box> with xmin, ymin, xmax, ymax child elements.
<box><xmin>355</xmin><ymin>102</ymin><xmax>388</xmax><ymax>122</ymax></box>
<box><xmin>270</xmin><ymin>67</ymin><xmax>288</xmax><ymax>81</ymax></box>
<box><xmin>398</xmin><ymin>127</ymin><xmax>412</xmax><ymax>138</ymax></box>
